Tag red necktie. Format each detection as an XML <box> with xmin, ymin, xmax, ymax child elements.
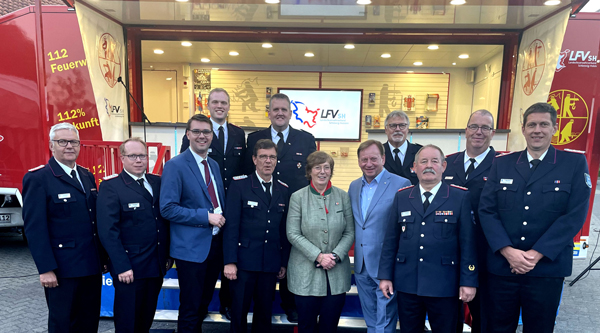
<box><xmin>201</xmin><ymin>160</ymin><xmax>219</xmax><ymax>209</ymax></box>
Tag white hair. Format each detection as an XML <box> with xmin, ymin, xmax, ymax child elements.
<box><xmin>49</xmin><ymin>122</ymin><xmax>79</xmax><ymax>141</ymax></box>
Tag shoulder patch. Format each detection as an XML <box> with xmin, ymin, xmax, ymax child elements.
<box><xmin>230</xmin><ymin>123</ymin><xmax>242</xmax><ymax>129</ymax></box>
<box><xmin>496</xmin><ymin>151</ymin><xmax>515</xmax><ymax>157</ymax></box>
<box><xmin>80</xmin><ymin>166</ymin><xmax>90</xmax><ymax>171</ymax></box>
<box><xmin>445</xmin><ymin>151</ymin><xmax>460</xmax><ymax>158</ymax></box>
<box><xmin>233</xmin><ymin>175</ymin><xmax>248</xmax><ymax>180</ymax></box>
<box><xmin>147</xmin><ymin>172</ymin><xmax>160</xmax><ymax>177</ymax></box>
<box><xmin>564</xmin><ymin>148</ymin><xmax>586</xmax><ymax>154</ymax></box>
<box><xmin>28</xmin><ymin>165</ymin><xmax>44</xmax><ymax>172</ymax></box>
<box><xmin>398</xmin><ymin>185</ymin><xmax>414</xmax><ymax>192</ymax></box>
<box><xmin>450</xmin><ymin>184</ymin><xmax>468</xmax><ymax>191</ymax></box>
<box><xmin>277</xmin><ymin>179</ymin><xmax>289</xmax><ymax>188</ymax></box>
<box><xmin>103</xmin><ymin>174</ymin><xmax>119</xmax><ymax>181</ymax></box>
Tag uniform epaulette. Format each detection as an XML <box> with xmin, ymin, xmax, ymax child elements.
<box><xmin>230</xmin><ymin>123</ymin><xmax>242</xmax><ymax>129</ymax></box>
<box><xmin>147</xmin><ymin>172</ymin><xmax>160</xmax><ymax>177</ymax></box>
<box><xmin>496</xmin><ymin>151</ymin><xmax>515</xmax><ymax>157</ymax></box>
<box><xmin>564</xmin><ymin>148</ymin><xmax>586</xmax><ymax>154</ymax></box>
<box><xmin>233</xmin><ymin>175</ymin><xmax>248</xmax><ymax>180</ymax></box>
<box><xmin>278</xmin><ymin>179</ymin><xmax>289</xmax><ymax>188</ymax></box>
<box><xmin>450</xmin><ymin>184</ymin><xmax>468</xmax><ymax>191</ymax></box>
<box><xmin>80</xmin><ymin>166</ymin><xmax>90</xmax><ymax>171</ymax></box>
<box><xmin>398</xmin><ymin>185</ymin><xmax>414</xmax><ymax>192</ymax></box>
<box><xmin>28</xmin><ymin>165</ymin><xmax>44</xmax><ymax>172</ymax></box>
<box><xmin>445</xmin><ymin>151</ymin><xmax>460</xmax><ymax>158</ymax></box>
<box><xmin>103</xmin><ymin>174</ymin><xmax>118</xmax><ymax>181</ymax></box>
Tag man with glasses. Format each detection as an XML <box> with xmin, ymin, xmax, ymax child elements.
<box><xmin>383</xmin><ymin>110</ymin><xmax>423</xmax><ymax>185</ymax></box>
<box><xmin>161</xmin><ymin>114</ymin><xmax>227</xmax><ymax>333</ymax></box>
<box><xmin>22</xmin><ymin>122</ymin><xmax>106</xmax><ymax>333</ymax></box>
<box><xmin>222</xmin><ymin>139</ymin><xmax>289</xmax><ymax>333</ymax></box>
<box><xmin>245</xmin><ymin>93</ymin><xmax>316</xmax><ymax>322</ymax></box>
<box><xmin>97</xmin><ymin>137</ymin><xmax>172</xmax><ymax>333</ymax></box>
<box><xmin>443</xmin><ymin>110</ymin><xmax>497</xmax><ymax>333</ymax></box>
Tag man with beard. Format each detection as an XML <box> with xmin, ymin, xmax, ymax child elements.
<box><xmin>382</xmin><ymin>110</ymin><xmax>422</xmax><ymax>185</ymax></box>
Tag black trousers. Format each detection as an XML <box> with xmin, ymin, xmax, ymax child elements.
<box><xmin>279</xmin><ymin>275</ymin><xmax>296</xmax><ymax>311</ymax></box>
<box><xmin>229</xmin><ymin>269</ymin><xmax>277</xmax><ymax>333</ymax></box>
<box><xmin>486</xmin><ymin>273</ymin><xmax>563</xmax><ymax>333</ymax></box>
<box><xmin>219</xmin><ymin>271</ymin><xmax>232</xmax><ymax>308</ymax></box>
<box><xmin>294</xmin><ymin>280</ymin><xmax>346</xmax><ymax>333</ymax></box>
<box><xmin>397</xmin><ymin>292</ymin><xmax>458</xmax><ymax>333</ymax></box>
<box><xmin>113</xmin><ymin>276</ymin><xmax>163</xmax><ymax>333</ymax></box>
<box><xmin>44</xmin><ymin>274</ymin><xmax>101</xmax><ymax>333</ymax></box>
<box><xmin>176</xmin><ymin>236</ymin><xmax>222</xmax><ymax>333</ymax></box>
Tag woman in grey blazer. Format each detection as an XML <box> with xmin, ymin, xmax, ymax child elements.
<box><xmin>286</xmin><ymin>151</ymin><xmax>355</xmax><ymax>333</ymax></box>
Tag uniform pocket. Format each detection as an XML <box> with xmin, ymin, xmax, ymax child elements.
<box><xmin>543</xmin><ymin>184</ymin><xmax>571</xmax><ymax>212</ymax></box>
<box><xmin>399</xmin><ymin>216</ymin><xmax>415</xmax><ymax>239</ymax></box>
<box><xmin>434</xmin><ymin>216</ymin><xmax>457</xmax><ymax>239</ymax></box>
<box><xmin>52</xmin><ymin>196</ymin><xmax>77</xmax><ymax>217</ymax></box>
<box><xmin>495</xmin><ymin>184</ymin><xmax>518</xmax><ymax>210</ymax></box>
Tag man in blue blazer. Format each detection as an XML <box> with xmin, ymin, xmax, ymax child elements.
<box><xmin>443</xmin><ymin>109</ymin><xmax>497</xmax><ymax>333</ymax></box>
<box><xmin>382</xmin><ymin>110</ymin><xmax>423</xmax><ymax>185</ymax></box>
<box><xmin>349</xmin><ymin>140</ymin><xmax>410</xmax><ymax>333</ymax></box>
<box><xmin>160</xmin><ymin>114</ymin><xmax>227</xmax><ymax>333</ymax></box>
<box><xmin>379</xmin><ymin>145</ymin><xmax>478</xmax><ymax>333</ymax></box>
<box><xmin>479</xmin><ymin>103</ymin><xmax>591</xmax><ymax>333</ymax></box>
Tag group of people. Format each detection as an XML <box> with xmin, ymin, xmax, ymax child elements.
<box><xmin>22</xmin><ymin>87</ymin><xmax>591</xmax><ymax>333</ymax></box>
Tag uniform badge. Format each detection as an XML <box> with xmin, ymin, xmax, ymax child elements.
<box><xmin>401</xmin><ymin>225</ymin><xmax>406</xmax><ymax>233</ymax></box>
<box><xmin>296</xmin><ymin>152</ymin><xmax>303</xmax><ymax>156</ymax></box>
<box><xmin>279</xmin><ymin>203</ymin><xmax>286</xmax><ymax>206</ymax></box>
<box><xmin>247</xmin><ymin>201</ymin><xmax>258</xmax><ymax>208</ymax></box>
<box><xmin>444</xmin><ymin>176</ymin><xmax>454</xmax><ymax>180</ymax></box>
<box><xmin>410</xmin><ymin>168</ymin><xmax>415</xmax><ymax>173</ymax></box>
<box><xmin>436</xmin><ymin>211</ymin><xmax>453</xmax><ymax>216</ymax></box>
<box><xmin>208</xmin><ymin>148</ymin><xmax>212</xmax><ymax>153</ymax></box>
<box><xmin>234</xmin><ymin>146</ymin><xmax>243</xmax><ymax>150</ymax></box>
<box><xmin>585</xmin><ymin>173</ymin><xmax>592</xmax><ymax>188</ymax></box>
<box><xmin>336</xmin><ymin>202</ymin><xmax>339</xmax><ymax>205</ymax></box>
<box><xmin>401</xmin><ymin>211</ymin><xmax>411</xmax><ymax>217</ymax></box>
<box><xmin>297</xmin><ymin>163</ymin><xmax>302</xmax><ymax>169</ymax></box>
<box><xmin>58</xmin><ymin>193</ymin><xmax>71</xmax><ymax>199</ymax></box>
<box><xmin>128</xmin><ymin>203</ymin><xmax>140</xmax><ymax>209</ymax></box>
<box><xmin>500</xmin><ymin>179</ymin><xmax>513</xmax><ymax>184</ymax></box>
<box><xmin>554</xmin><ymin>180</ymin><xmax>561</xmax><ymax>184</ymax></box>
<box><xmin>468</xmin><ymin>265</ymin><xmax>475</xmax><ymax>271</ymax></box>
<box><xmin>483</xmin><ymin>177</ymin><xmax>488</xmax><ymax>181</ymax></box>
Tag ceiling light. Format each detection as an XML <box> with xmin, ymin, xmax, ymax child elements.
<box><xmin>413</xmin><ymin>61</ymin><xmax>423</xmax><ymax>66</ymax></box>
<box><xmin>458</xmin><ymin>54</ymin><xmax>469</xmax><ymax>59</ymax></box>
<box><xmin>450</xmin><ymin>0</ymin><xmax>466</xmax><ymax>5</ymax></box>
<box><xmin>344</xmin><ymin>44</ymin><xmax>355</xmax><ymax>49</ymax></box>
<box><xmin>201</xmin><ymin>58</ymin><xmax>210</xmax><ymax>63</ymax></box>
<box><xmin>153</xmin><ymin>49</ymin><xmax>164</xmax><ymax>54</ymax></box>
<box><xmin>544</xmin><ymin>0</ymin><xmax>561</xmax><ymax>5</ymax></box>
<box><xmin>305</xmin><ymin>52</ymin><xmax>315</xmax><ymax>57</ymax></box>
<box><xmin>262</xmin><ymin>43</ymin><xmax>273</xmax><ymax>48</ymax></box>
<box><xmin>175</xmin><ymin>0</ymin><xmax>189</xmax><ymax>2</ymax></box>
<box><xmin>166</xmin><ymin>78</ymin><xmax>172</xmax><ymax>81</ymax></box>
<box><xmin>229</xmin><ymin>51</ymin><xmax>239</xmax><ymax>56</ymax></box>
<box><xmin>381</xmin><ymin>53</ymin><xmax>391</xmax><ymax>58</ymax></box>
<box><xmin>452</xmin><ymin>62</ymin><xmax>457</xmax><ymax>65</ymax></box>
<box><xmin>181</xmin><ymin>42</ymin><xmax>192</xmax><ymax>47</ymax></box>
<box><xmin>212</xmin><ymin>68</ymin><xmax>219</xmax><ymax>70</ymax></box>
<box><xmin>406</xmin><ymin>71</ymin><xmax>414</xmax><ymax>73</ymax></box>
<box><xmin>356</xmin><ymin>0</ymin><xmax>372</xmax><ymax>4</ymax></box>
<box><xmin>428</xmin><ymin>45</ymin><xmax>439</xmax><ymax>50</ymax></box>
<box><xmin>265</xmin><ymin>0</ymin><xmax>280</xmax><ymax>3</ymax></box>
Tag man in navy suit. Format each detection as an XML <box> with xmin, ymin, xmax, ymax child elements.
<box><xmin>379</xmin><ymin>145</ymin><xmax>478</xmax><ymax>332</ymax></box>
<box><xmin>479</xmin><ymin>102</ymin><xmax>591</xmax><ymax>333</ymax></box>
<box><xmin>22</xmin><ymin>122</ymin><xmax>105</xmax><ymax>333</ymax></box>
<box><xmin>443</xmin><ymin>109</ymin><xmax>497</xmax><ymax>333</ymax></box>
<box><xmin>382</xmin><ymin>110</ymin><xmax>423</xmax><ymax>185</ymax></box>
<box><xmin>349</xmin><ymin>140</ymin><xmax>410</xmax><ymax>333</ymax></box>
<box><xmin>245</xmin><ymin>93</ymin><xmax>317</xmax><ymax>321</ymax></box>
<box><xmin>160</xmin><ymin>114</ymin><xmax>227</xmax><ymax>333</ymax></box>
<box><xmin>97</xmin><ymin>137</ymin><xmax>172</xmax><ymax>333</ymax></box>
<box><xmin>223</xmin><ymin>139</ymin><xmax>290</xmax><ymax>333</ymax></box>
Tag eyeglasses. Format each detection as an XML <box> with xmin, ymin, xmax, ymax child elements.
<box><xmin>387</xmin><ymin>123</ymin><xmax>408</xmax><ymax>130</ymax></box>
<box><xmin>124</xmin><ymin>154</ymin><xmax>148</xmax><ymax>161</ymax></box>
<box><xmin>467</xmin><ymin>125</ymin><xmax>493</xmax><ymax>133</ymax></box>
<box><xmin>257</xmin><ymin>155</ymin><xmax>277</xmax><ymax>161</ymax></box>
<box><xmin>189</xmin><ymin>129</ymin><xmax>213</xmax><ymax>137</ymax></box>
<box><xmin>313</xmin><ymin>165</ymin><xmax>331</xmax><ymax>172</ymax></box>
<box><xmin>52</xmin><ymin>139</ymin><xmax>80</xmax><ymax>147</ymax></box>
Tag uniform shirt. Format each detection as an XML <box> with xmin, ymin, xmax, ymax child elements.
<box><xmin>211</xmin><ymin>118</ymin><xmax>228</xmax><ymax>150</ymax></box>
<box><xmin>464</xmin><ymin>147</ymin><xmax>491</xmax><ymax>172</ymax></box>
<box><xmin>256</xmin><ymin>171</ymin><xmax>273</xmax><ymax>196</ymax></box>
<box><xmin>271</xmin><ymin>125</ymin><xmax>290</xmax><ymax>144</ymax></box>
<box><xmin>55</xmin><ymin>159</ymin><xmax>84</xmax><ymax>191</ymax></box>
<box><xmin>123</xmin><ymin>170</ymin><xmax>153</xmax><ymax>196</ymax></box>
<box><xmin>419</xmin><ymin>181</ymin><xmax>442</xmax><ymax>204</ymax></box>
<box><xmin>360</xmin><ymin>169</ymin><xmax>385</xmax><ymax>220</ymax></box>
<box><xmin>388</xmin><ymin>140</ymin><xmax>408</xmax><ymax>165</ymax></box>
<box><xmin>527</xmin><ymin>149</ymin><xmax>549</xmax><ymax>167</ymax></box>
<box><xmin>190</xmin><ymin>149</ymin><xmax>223</xmax><ymax>215</ymax></box>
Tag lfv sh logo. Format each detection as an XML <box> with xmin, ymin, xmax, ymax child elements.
<box><xmin>321</xmin><ymin>109</ymin><xmax>345</xmax><ymax>119</ymax></box>
<box><xmin>104</xmin><ymin>98</ymin><xmax>123</xmax><ymax>117</ymax></box>
<box><xmin>569</xmin><ymin>51</ymin><xmax>597</xmax><ymax>62</ymax></box>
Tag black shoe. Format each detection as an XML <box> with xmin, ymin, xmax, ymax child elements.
<box><xmin>285</xmin><ymin>309</ymin><xmax>298</xmax><ymax>323</ymax></box>
<box><xmin>220</xmin><ymin>306</ymin><xmax>232</xmax><ymax>321</ymax></box>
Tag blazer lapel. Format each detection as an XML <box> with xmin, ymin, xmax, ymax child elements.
<box><xmin>403</xmin><ymin>143</ymin><xmax>418</xmax><ymax>177</ymax></box>
<box><xmin>148</xmin><ymin>175</ymin><xmax>160</xmax><ymax>204</ymax></box>
<box><xmin>49</xmin><ymin>158</ymin><xmax>85</xmax><ymax>194</ymax></box>
<box><xmin>515</xmin><ymin>150</ymin><xmax>532</xmax><ymax>182</ymax></box>
<box><xmin>384</xmin><ymin>142</ymin><xmax>401</xmax><ymax>175</ymax></box>
<box><xmin>279</xmin><ymin>127</ymin><xmax>294</xmax><ymax>158</ymax></box>
<box><xmin>365</xmin><ymin>171</ymin><xmax>391</xmax><ymax>221</ymax></box>
<box><xmin>251</xmin><ymin>173</ymin><xmax>270</xmax><ymax>206</ymax></box>
<box><xmin>408</xmin><ymin>186</ymin><xmax>424</xmax><ymax>217</ymax></box>
<box><xmin>466</xmin><ymin>148</ymin><xmax>495</xmax><ymax>184</ymax></box>
<box><xmin>453</xmin><ymin>151</ymin><xmax>467</xmax><ymax>184</ymax></box>
<box><xmin>352</xmin><ymin>181</ymin><xmax>365</xmax><ymax>226</ymax></box>
<box><xmin>184</xmin><ymin>150</ymin><xmax>211</xmax><ymax>203</ymax></box>
<box><xmin>271</xmin><ymin>180</ymin><xmax>282</xmax><ymax>209</ymax></box>
<box><xmin>224</xmin><ymin>123</ymin><xmax>236</xmax><ymax>155</ymax></box>
<box><xmin>528</xmin><ymin>146</ymin><xmax>557</xmax><ymax>185</ymax></box>
<box><xmin>424</xmin><ymin>183</ymin><xmax>450</xmax><ymax>218</ymax></box>
<box><xmin>121</xmin><ymin>171</ymin><xmax>153</xmax><ymax>204</ymax></box>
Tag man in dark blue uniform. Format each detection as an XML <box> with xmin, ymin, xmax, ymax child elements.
<box><xmin>379</xmin><ymin>145</ymin><xmax>478</xmax><ymax>332</ymax></box>
<box><xmin>97</xmin><ymin>137</ymin><xmax>172</xmax><ymax>333</ymax></box>
<box><xmin>180</xmin><ymin>88</ymin><xmax>246</xmax><ymax>319</ymax></box>
<box><xmin>443</xmin><ymin>109</ymin><xmax>497</xmax><ymax>333</ymax></box>
<box><xmin>382</xmin><ymin>110</ymin><xmax>423</xmax><ymax>185</ymax></box>
<box><xmin>22</xmin><ymin>122</ymin><xmax>105</xmax><ymax>333</ymax></box>
<box><xmin>479</xmin><ymin>102</ymin><xmax>591</xmax><ymax>333</ymax></box>
<box><xmin>223</xmin><ymin>139</ymin><xmax>289</xmax><ymax>333</ymax></box>
<box><xmin>245</xmin><ymin>93</ymin><xmax>316</xmax><ymax>321</ymax></box>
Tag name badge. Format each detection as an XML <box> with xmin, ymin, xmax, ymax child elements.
<box><xmin>401</xmin><ymin>211</ymin><xmax>411</xmax><ymax>217</ymax></box>
<box><xmin>500</xmin><ymin>179</ymin><xmax>513</xmax><ymax>184</ymax></box>
<box><xmin>247</xmin><ymin>201</ymin><xmax>258</xmax><ymax>208</ymax></box>
<box><xmin>208</xmin><ymin>148</ymin><xmax>213</xmax><ymax>153</ymax></box>
<box><xmin>445</xmin><ymin>176</ymin><xmax>454</xmax><ymax>180</ymax></box>
<box><xmin>58</xmin><ymin>193</ymin><xmax>71</xmax><ymax>199</ymax></box>
<box><xmin>128</xmin><ymin>203</ymin><xmax>140</xmax><ymax>209</ymax></box>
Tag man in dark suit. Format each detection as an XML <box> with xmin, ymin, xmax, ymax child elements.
<box><xmin>479</xmin><ymin>102</ymin><xmax>591</xmax><ymax>333</ymax></box>
<box><xmin>180</xmin><ymin>88</ymin><xmax>246</xmax><ymax>319</ymax></box>
<box><xmin>245</xmin><ymin>93</ymin><xmax>317</xmax><ymax>321</ymax></box>
<box><xmin>160</xmin><ymin>114</ymin><xmax>227</xmax><ymax>333</ymax></box>
<box><xmin>443</xmin><ymin>109</ymin><xmax>497</xmax><ymax>333</ymax></box>
<box><xmin>22</xmin><ymin>122</ymin><xmax>105</xmax><ymax>333</ymax></box>
<box><xmin>97</xmin><ymin>137</ymin><xmax>172</xmax><ymax>333</ymax></box>
<box><xmin>223</xmin><ymin>139</ymin><xmax>290</xmax><ymax>333</ymax></box>
<box><xmin>382</xmin><ymin>110</ymin><xmax>423</xmax><ymax>185</ymax></box>
<box><xmin>379</xmin><ymin>145</ymin><xmax>478</xmax><ymax>332</ymax></box>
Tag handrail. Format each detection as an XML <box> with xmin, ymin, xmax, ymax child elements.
<box><xmin>152</xmin><ymin>145</ymin><xmax>171</xmax><ymax>175</ymax></box>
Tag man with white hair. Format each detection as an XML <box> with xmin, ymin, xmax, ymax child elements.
<box><xmin>22</xmin><ymin>122</ymin><xmax>106</xmax><ymax>333</ymax></box>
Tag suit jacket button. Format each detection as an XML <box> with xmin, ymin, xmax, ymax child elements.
<box><xmin>420</xmin><ymin>246</ymin><xmax>424</xmax><ymax>249</ymax></box>
<box><xmin>396</xmin><ymin>258</ymin><xmax>400</xmax><ymax>262</ymax></box>
<box><xmin>58</xmin><ymin>244</ymin><xmax>63</xmax><ymax>248</ymax></box>
<box><xmin>89</xmin><ymin>209</ymin><xmax>92</xmax><ymax>212</ymax></box>
<box><xmin>503</xmin><ymin>187</ymin><xmax>507</xmax><ymax>190</ymax></box>
<box><xmin>125</xmin><ymin>250</ymin><xmax>128</xmax><ymax>253</ymax></box>
<box><xmin>239</xmin><ymin>243</ymin><xmax>241</xmax><ymax>246</ymax></box>
<box><xmin>362</xmin><ymin>227</ymin><xmax>365</xmax><ymax>230</ymax></box>
<box><xmin>323</xmin><ymin>241</ymin><xmax>328</xmax><ymax>244</ymax></box>
<box><xmin>158</xmin><ymin>242</ymin><xmax>160</xmax><ymax>245</ymax></box>
<box><xmin>422</xmin><ymin>222</ymin><xmax>425</xmax><ymax>225</ymax></box>
<box><xmin>521</xmin><ymin>237</ymin><xmax>525</xmax><ymax>241</ymax></box>
<box><xmin>419</xmin><ymin>258</ymin><xmax>423</xmax><ymax>262</ymax></box>
<box><xmin>421</xmin><ymin>234</ymin><xmax>424</xmax><ymax>237</ymax></box>
<box><xmin>324</xmin><ymin>230</ymin><xmax>328</xmax><ymax>233</ymax></box>
<box><xmin>265</xmin><ymin>240</ymin><xmax>268</xmax><ymax>243</ymax></box>
<box><xmin>266</xmin><ymin>230</ymin><xmax>269</xmax><ymax>233</ymax></box>
<box><xmin>63</xmin><ymin>199</ymin><xmax>67</xmax><ymax>202</ymax></box>
<box><xmin>525</xmin><ymin>206</ymin><xmax>529</xmax><ymax>210</ymax></box>
<box><xmin>94</xmin><ymin>233</ymin><xmax>96</xmax><ymax>236</ymax></box>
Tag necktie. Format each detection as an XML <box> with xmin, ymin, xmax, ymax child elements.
<box><xmin>218</xmin><ymin>126</ymin><xmax>225</xmax><ymax>152</ymax></box>
<box><xmin>263</xmin><ymin>182</ymin><xmax>272</xmax><ymax>203</ymax></box>
<box><xmin>201</xmin><ymin>160</ymin><xmax>219</xmax><ymax>209</ymax></box>
<box><xmin>393</xmin><ymin>148</ymin><xmax>403</xmax><ymax>169</ymax></box>
<box><xmin>423</xmin><ymin>192</ymin><xmax>432</xmax><ymax>212</ymax></box>
<box><xmin>277</xmin><ymin>132</ymin><xmax>284</xmax><ymax>155</ymax></box>
<box><xmin>136</xmin><ymin>178</ymin><xmax>151</xmax><ymax>195</ymax></box>
<box><xmin>530</xmin><ymin>159</ymin><xmax>541</xmax><ymax>170</ymax></box>
<box><xmin>70</xmin><ymin>170</ymin><xmax>84</xmax><ymax>192</ymax></box>
<box><xmin>465</xmin><ymin>158</ymin><xmax>476</xmax><ymax>179</ymax></box>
